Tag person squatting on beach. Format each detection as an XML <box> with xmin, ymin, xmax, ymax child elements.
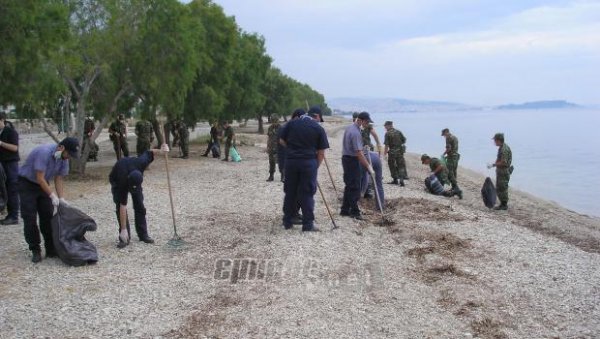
<box><xmin>109</xmin><ymin>143</ymin><xmax>170</xmax><ymax>248</ymax></box>
<box><xmin>18</xmin><ymin>137</ymin><xmax>80</xmax><ymax>263</ymax></box>
<box><xmin>341</xmin><ymin>112</ymin><xmax>376</xmax><ymax>220</ymax></box>
<box><xmin>0</xmin><ymin>112</ymin><xmax>20</xmax><ymax>225</ymax></box>
<box><xmin>279</xmin><ymin>109</ymin><xmax>329</xmax><ymax>231</ymax></box>
<box><xmin>384</xmin><ymin>121</ymin><xmax>408</xmax><ymax>186</ymax></box>
<box><xmin>488</xmin><ymin>133</ymin><xmax>513</xmax><ymax>210</ymax></box>
<box><xmin>442</xmin><ymin>128</ymin><xmax>463</xmax><ymax>198</ymax></box>
<box><xmin>421</xmin><ymin>154</ymin><xmax>462</xmax><ymax>198</ymax></box>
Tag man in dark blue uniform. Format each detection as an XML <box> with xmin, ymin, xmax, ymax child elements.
<box><xmin>279</xmin><ymin>109</ymin><xmax>329</xmax><ymax>232</ymax></box>
<box><xmin>0</xmin><ymin>112</ymin><xmax>20</xmax><ymax>225</ymax></box>
<box><xmin>341</xmin><ymin>112</ymin><xmax>375</xmax><ymax>220</ymax></box>
<box><xmin>277</xmin><ymin>109</ymin><xmax>305</xmax><ymax>183</ymax></box>
<box><xmin>109</xmin><ymin>144</ymin><xmax>169</xmax><ymax>248</ymax></box>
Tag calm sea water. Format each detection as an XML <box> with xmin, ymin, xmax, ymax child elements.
<box><xmin>364</xmin><ymin>109</ymin><xmax>600</xmax><ymax>217</ymax></box>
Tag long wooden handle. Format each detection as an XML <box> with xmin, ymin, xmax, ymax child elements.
<box><xmin>161</xmin><ymin>124</ymin><xmax>178</xmax><ymax>237</ymax></box>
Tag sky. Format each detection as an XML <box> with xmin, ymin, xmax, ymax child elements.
<box><xmin>207</xmin><ymin>0</ymin><xmax>600</xmax><ymax>106</ymax></box>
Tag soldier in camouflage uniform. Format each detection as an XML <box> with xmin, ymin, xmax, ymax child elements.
<box><xmin>421</xmin><ymin>154</ymin><xmax>459</xmax><ymax>198</ymax></box>
<box><xmin>171</xmin><ymin>120</ymin><xmax>180</xmax><ymax>149</ymax></box>
<box><xmin>178</xmin><ymin>120</ymin><xmax>190</xmax><ymax>159</ymax></box>
<box><xmin>108</xmin><ymin>114</ymin><xmax>129</xmax><ymax>159</ymax></box>
<box><xmin>266</xmin><ymin>116</ymin><xmax>281</xmax><ymax>181</ymax></box>
<box><xmin>489</xmin><ymin>133</ymin><xmax>513</xmax><ymax>210</ymax></box>
<box><xmin>221</xmin><ymin>121</ymin><xmax>234</xmax><ymax>162</ymax></box>
<box><xmin>135</xmin><ymin>119</ymin><xmax>154</xmax><ymax>156</ymax></box>
<box><xmin>83</xmin><ymin>117</ymin><xmax>98</xmax><ymax>161</ymax></box>
<box><xmin>441</xmin><ymin>128</ymin><xmax>463</xmax><ymax>199</ymax></box>
<box><xmin>383</xmin><ymin>121</ymin><xmax>407</xmax><ymax>186</ymax></box>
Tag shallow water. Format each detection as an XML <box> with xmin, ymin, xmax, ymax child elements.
<box><xmin>366</xmin><ymin>108</ymin><xmax>600</xmax><ymax>217</ymax></box>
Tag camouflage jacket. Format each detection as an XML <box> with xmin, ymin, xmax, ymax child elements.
<box><xmin>109</xmin><ymin>120</ymin><xmax>127</xmax><ymax>141</ymax></box>
<box><xmin>178</xmin><ymin>121</ymin><xmax>189</xmax><ymax>138</ymax></box>
<box><xmin>267</xmin><ymin>123</ymin><xmax>281</xmax><ymax>153</ymax></box>
<box><xmin>384</xmin><ymin>128</ymin><xmax>406</xmax><ymax>153</ymax></box>
<box><xmin>430</xmin><ymin>158</ymin><xmax>450</xmax><ymax>184</ymax></box>
<box><xmin>223</xmin><ymin>126</ymin><xmax>234</xmax><ymax>142</ymax></box>
<box><xmin>135</xmin><ymin>120</ymin><xmax>154</xmax><ymax>141</ymax></box>
<box><xmin>445</xmin><ymin>134</ymin><xmax>459</xmax><ymax>156</ymax></box>
<box><xmin>84</xmin><ymin>118</ymin><xmax>95</xmax><ymax>135</ymax></box>
<box><xmin>496</xmin><ymin>143</ymin><xmax>512</xmax><ymax>169</ymax></box>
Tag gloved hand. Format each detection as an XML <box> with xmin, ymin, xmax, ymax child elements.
<box><xmin>50</xmin><ymin>193</ymin><xmax>59</xmax><ymax>215</ymax></box>
<box><xmin>486</xmin><ymin>163</ymin><xmax>495</xmax><ymax>169</ymax></box>
<box><xmin>367</xmin><ymin>164</ymin><xmax>375</xmax><ymax>176</ymax></box>
<box><xmin>49</xmin><ymin>193</ymin><xmax>60</xmax><ymax>207</ymax></box>
<box><xmin>59</xmin><ymin>198</ymin><xmax>69</xmax><ymax>207</ymax></box>
<box><xmin>160</xmin><ymin>143</ymin><xmax>170</xmax><ymax>152</ymax></box>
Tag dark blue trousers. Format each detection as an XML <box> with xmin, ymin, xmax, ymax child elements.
<box><xmin>2</xmin><ymin>161</ymin><xmax>19</xmax><ymax>219</ymax></box>
<box><xmin>18</xmin><ymin>178</ymin><xmax>54</xmax><ymax>253</ymax></box>
<box><xmin>112</xmin><ymin>185</ymin><xmax>149</xmax><ymax>240</ymax></box>
<box><xmin>283</xmin><ymin>158</ymin><xmax>317</xmax><ymax>230</ymax></box>
<box><xmin>341</xmin><ymin>155</ymin><xmax>362</xmax><ymax>216</ymax></box>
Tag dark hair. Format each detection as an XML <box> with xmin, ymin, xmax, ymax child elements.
<box><xmin>0</xmin><ymin>112</ymin><xmax>7</xmax><ymax>121</ymax></box>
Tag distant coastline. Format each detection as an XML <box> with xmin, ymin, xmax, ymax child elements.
<box><xmin>496</xmin><ymin>100</ymin><xmax>580</xmax><ymax>110</ymax></box>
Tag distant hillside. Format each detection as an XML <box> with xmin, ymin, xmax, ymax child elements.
<box><xmin>496</xmin><ymin>100</ymin><xmax>580</xmax><ymax>110</ymax></box>
<box><xmin>329</xmin><ymin>97</ymin><xmax>476</xmax><ymax>114</ymax></box>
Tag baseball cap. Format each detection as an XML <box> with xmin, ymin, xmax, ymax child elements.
<box><xmin>59</xmin><ymin>137</ymin><xmax>80</xmax><ymax>159</ymax></box>
<box><xmin>307</xmin><ymin>106</ymin><xmax>324</xmax><ymax>122</ymax></box>
<box><xmin>421</xmin><ymin>154</ymin><xmax>431</xmax><ymax>163</ymax></box>
<box><xmin>357</xmin><ymin>112</ymin><xmax>373</xmax><ymax>123</ymax></box>
<box><xmin>493</xmin><ymin>133</ymin><xmax>504</xmax><ymax>141</ymax></box>
<box><xmin>384</xmin><ymin>121</ymin><xmax>393</xmax><ymax>126</ymax></box>
<box><xmin>441</xmin><ymin>128</ymin><xmax>449</xmax><ymax>136</ymax></box>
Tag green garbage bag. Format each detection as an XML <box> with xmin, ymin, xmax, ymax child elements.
<box><xmin>230</xmin><ymin>146</ymin><xmax>242</xmax><ymax>162</ymax></box>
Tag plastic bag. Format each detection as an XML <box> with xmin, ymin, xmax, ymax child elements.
<box><xmin>51</xmin><ymin>203</ymin><xmax>98</xmax><ymax>266</ymax></box>
<box><xmin>425</xmin><ymin>175</ymin><xmax>445</xmax><ymax>195</ymax></box>
<box><xmin>481</xmin><ymin>177</ymin><xmax>497</xmax><ymax>209</ymax></box>
<box><xmin>230</xmin><ymin>146</ymin><xmax>242</xmax><ymax>162</ymax></box>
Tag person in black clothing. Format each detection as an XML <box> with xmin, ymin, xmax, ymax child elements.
<box><xmin>279</xmin><ymin>109</ymin><xmax>330</xmax><ymax>232</ymax></box>
<box><xmin>0</xmin><ymin>113</ymin><xmax>20</xmax><ymax>225</ymax></box>
<box><xmin>109</xmin><ymin>143</ymin><xmax>170</xmax><ymax>248</ymax></box>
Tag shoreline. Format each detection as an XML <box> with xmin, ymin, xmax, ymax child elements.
<box><xmin>1</xmin><ymin>116</ymin><xmax>599</xmax><ymax>337</ymax></box>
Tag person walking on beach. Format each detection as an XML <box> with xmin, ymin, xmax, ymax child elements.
<box><xmin>279</xmin><ymin>109</ymin><xmax>329</xmax><ymax>231</ymax></box>
<box><xmin>83</xmin><ymin>116</ymin><xmax>98</xmax><ymax>162</ymax></box>
<box><xmin>0</xmin><ymin>112</ymin><xmax>20</xmax><ymax>225</ymax></box>
<box><xmin>222</xmin><ymin>121</ymin><xmax>235</xmax><ymax>162</ymax></box>
<box><xmin>341</xmin><ymin>112</ymin><xmax>375</xmax><ymax>220</ymax></box>
<box><xmin>384</xmin><ymin>121</ymin><xmax>407</xmax><ymax>186</ymax></box>
<box><xmin>18</xmin><ymin>137</ymin><xmax>80</xmax><ymax>263</ymax></box>
<box><xmin>266</xmin><ymin>116</ymin><xmax>281</xmax><ymax>182</ymax></box>
<box><xmin>135</xmin><ymin>119</ymin><xmax>154</xmax><ymax>156</ymax></box>
<box><xmin>109</xmin><ymin>144</ymin><xmax>170</xmax><ymax>248</ymax></box>
<box><xmin>442</xmin><ymin>128</ymin><xmax>463</xmax><ymax>199</ymax></box>
<box><xmin>488</xmin><ymin>133</ymin><xmax>513</xmax><ymax>210</ymax></box>
<box><xmin>109</xmin><ymin>114</ymin><xmax>129</xmax><ymax>159</ymax></box>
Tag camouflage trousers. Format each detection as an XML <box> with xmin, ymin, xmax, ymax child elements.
<box><xmin>179</xmin><ymin>138</ymin><xmax>189</xmax><ymax>157</ymax></box>
<box><xmin>387</xmin><ymin>152</ymin><xmax>406</xmax><ymax>180</ymax></box>
<box><xmin>268</xmin><ymin>152</ymin><xmax>279</xmax><ymax>173</ymax></box>
<box><xmin>83</xmin><ymin>136</ymin><xmax>98</xmax><ymax>161</ymax></box>
<box><xmin>446</xmin><ymin>154</ymin><xmax>460</xmax><ymax>188</ymax></box>
<box><xmin>112</xmin><ymin>138</ymin><xmax>129</xmax><ymax>158</ymax></box>
<box><xmin>224</xmin><ymin>141</ymin><xmax>232</xmax><ymax>160</ymax></box>
<box><xmin>136</xmin><ymin>138</ymin><xmax>152</xmax><ymax>156</ymax></box>
<box><xmin>496</xmin><ymin>168</ymin><xmax>511</xmax><ymax>203</ymax></box>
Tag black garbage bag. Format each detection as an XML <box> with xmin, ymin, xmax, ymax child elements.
<box><xmin>481</xmin><ymin>177</ymin><xmax>497</xmax><ymax>209</ymax></box>
<box><xmin>51</xmin><ymin>203</ymin><xmax>98</xmax><ymax>266</ymax></box>
<box><xmin>425</xmin><ymin>175</ymin><xmax>445</xmax><ymax>195</ymax></box>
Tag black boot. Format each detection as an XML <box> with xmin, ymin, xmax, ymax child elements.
<box><xmin>494</xmin><ymin>202</ymin><xmax>508</xmax><ymax>210</ymax></box>
<box><xmin>452</xmin><ymin>186</ymin><xmax>463</xmax><ymax>200</ymax></box>
<box><xmin>388</xmin><ymin>178</ymin><xmax>398</xmax><ymax>185</ymax></box>
<box><xmin>399</xmin><ymin>179</ymin><xmax>405</xmax><ymax>187</ymax></box>
<box><xmin>32</xmin><ymin>250</ymin><xmax>42</xmax><ymax>263</ymax></box>
<box><xmin>267</xmin><ymin>173</ymin><xmax>274</xmax><ymax>182</ymax></box>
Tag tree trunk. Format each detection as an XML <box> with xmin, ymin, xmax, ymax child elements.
<box><xmin>257</xmin><ymin>114</ymin><xmax>264</xmax><ymax>134</ymax></box>
<box><xmin>151</xmin><ymin>118</ymin><xmax>163</xmax><ymax>146</ymax></box>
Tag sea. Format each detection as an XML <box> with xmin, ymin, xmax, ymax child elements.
<box><xmin>361</xmin><ymin>108</ymin><xmax>600</xmax><ymax>217</ymax></box>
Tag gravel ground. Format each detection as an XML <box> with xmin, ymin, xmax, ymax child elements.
<box><xmin>1</xmin><ymin>117</ymin><xmax>599</xmax><ymax>338</ymax></box>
